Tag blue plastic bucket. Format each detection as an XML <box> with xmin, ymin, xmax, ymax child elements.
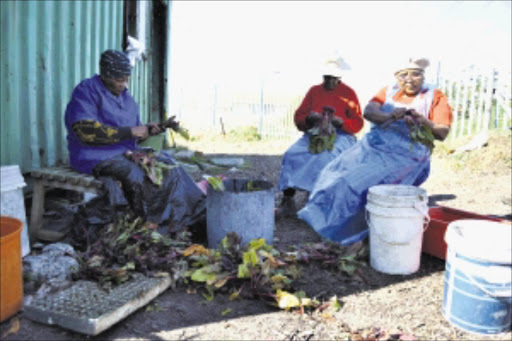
<box><xmin>443</xmin><ymin>219</ymin><xmax>512</xmax><ymax>334</ymax></box>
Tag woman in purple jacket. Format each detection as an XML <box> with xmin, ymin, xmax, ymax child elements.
<box><xmin>64</xmin><ymin>49</ymin><xmax>163</xmax><ymax>174</ymax></box>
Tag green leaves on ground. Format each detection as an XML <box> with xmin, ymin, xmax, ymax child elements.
<box><xmin>205</xmin><ymin>175</ymin><xmax>225</xmax><ymax>191</ymax></box>
<box><xmin>283</xmin><ymin>240</ymin><xmax>368</xmax><ymax>281</ymax></box>
<box><xmin>184</xmin><ymin>234</ymin><xmax>297</xmax><ymax>304</ymax></box>
<box><xmin>75</xmin><ymin>216</ymin><xmax>368</xmax><ymax>312</ymax></box>
<box><xmin>184</xmin><ymin>234</ymin><xmax>368</xmax><ymax>312</ymax></box>
<box><xmin>221</xmin><ymin>308</ymin><xmax>232</xmax><ymax>316</ymax></box>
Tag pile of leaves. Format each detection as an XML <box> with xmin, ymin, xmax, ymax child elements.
<box><xmin>282</xmin><ymin>240</ymin><xmax>368</xmax><ymax>281</ymax></box>
<box><xmin>73</xmin><ymin>213</ymin><xmax>191</xmax><ymax>290</ymax></box>
<box><xmin>125</xmin><ymin>150</ymin><xmax>177</xmax><ymax>186</ymax></box>
<box><xmin>184</xmin><ymin>234</ymin><xmax>368</xmax><ymax>311</ymax></box>
<box><xmin>183</xmin><ymin>233</ymin><xmax>302</xmax><ymax>307</ymax></box>
<box><xmin>308</xmin><ymin>107</ymin><xmax>336</xmax><ymax>154</ymax></box>
<box><xmin>73</xmin><ymin>212</ymin><xmax>368</xmax><ymax>312</ymax></box>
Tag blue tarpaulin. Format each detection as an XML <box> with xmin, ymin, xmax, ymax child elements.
<box><xmin>298</xmin><ymin>119</ymin><xmax>431</xmax><ymax>245</ymax></box>
<box><xmin>278</xmin><ymin>131</ymin><xmax>357</xmax><ymax>192</ymax></box>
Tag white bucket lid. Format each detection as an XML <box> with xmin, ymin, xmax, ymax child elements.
<box><xmin>367</xmin><ymin>184</ymin><xmax>427</xmax><ymax>208</ymax></box>
<box><xmin>0</xmin><ymin>165</ymin><xmax>26</xmax><ymax>192</ymax></box>
<box><xmin>445</xmin><ymin>219</ymin><xmax>512</xmax><ymax>264</ymax></box>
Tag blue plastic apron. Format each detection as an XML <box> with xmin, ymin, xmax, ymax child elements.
<box><xmin>298</xmin><ymin>86</ymin><xmax>434</xmax><ymax>244</ymax></box>
<box><xmin>278</xmin><ymin>130</ymin><xmax>356</xmax><ymax>192</ymax></box>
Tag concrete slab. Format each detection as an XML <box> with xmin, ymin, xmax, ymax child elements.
<box><xmin>23</xmin><ymin>272</ymin><xmax>171</xmax><ymax>335</ymax></box>
<box><xmin>210</xmin><ymin>157</ymin><xmax>245</xmax><ymax>167</ymax></box>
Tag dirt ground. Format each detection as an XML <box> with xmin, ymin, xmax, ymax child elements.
<box><xmin>1</xmin><ymin>130</ymin><xmax>511</xmax><ymax>341</ymax></box>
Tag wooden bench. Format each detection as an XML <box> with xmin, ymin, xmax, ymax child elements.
<box><xmin>30</xmin><ymin>166</ymin><xmax>103</xmax><ymax>242</ymax></box>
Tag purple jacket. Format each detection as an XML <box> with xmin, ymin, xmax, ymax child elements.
<box><xmin>64</xmin><ymin>75</ymin><xmax>141</xmax><ymax>174</ymax></box>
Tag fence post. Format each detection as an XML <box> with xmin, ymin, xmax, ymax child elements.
<box><xmin>467</xmin><ymin>68</ymin><xmax>478</xmax><ymax>136</ymax></box>
<box><xmin>500</xmin><ymin>71</ymin><xmax>512</xmax><ymax>129</ymax></box>
<box><xmin>482</xmin><ymin>68</ymin><xmax>494</xmax><ymax>131</ymax></box>
<box><xmin>453</xmin><ymin>71</ymin><xmax>463</xmax><ymax>138</ymax></box>
<box><xmin>447</xmin><ymin>78</ymin><xmax>458</xmax><ymax>139</ymax></box>
<box><xmin>458</xmin><ymin>69</ymin><xmax>470</xmax><ymax>137</ymax></box>
<box><xmin>476</xmin><ymin>73</ymin><xmax>487</xmax><ymax>132</ymax></box>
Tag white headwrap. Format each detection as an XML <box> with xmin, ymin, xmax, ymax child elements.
<box><xmin>322</xmin><ymin>56</ymin><xmax>351</xmax><ymax>77</ymax></box>
<box><xmin>395</xmin><ymin>57</ymin><xmax>430</xmax><ymax>74</ymax></box>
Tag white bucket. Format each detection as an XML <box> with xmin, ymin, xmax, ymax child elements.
<box><xmin>1</xmin><ymin>165</ymin><xmax>30</xmax><ymax>257</ymax></box>
<box><xmin>366</xmin><ymin>184</ymin><xmax>429</xmax><ymax>275</ymax></box>
<box><xmin>443</xmin><ymin>219</ymin><xmax>512</xmax><ymax>334</ymax></box>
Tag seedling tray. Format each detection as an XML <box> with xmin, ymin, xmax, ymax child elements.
<box><xmin>24</xmin><ymin>272</ymin><xmax>170</xmax><ymax>335</ymax></box>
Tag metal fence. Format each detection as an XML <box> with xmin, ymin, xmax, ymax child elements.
<box><xmin>172</xmin><ymin>84</ymin><xmax>303</xmax><ymax>140</ymax></box>
<box><xmin>438</xmin><ymin>66</ymin><xmax>511</xmax><ymax>139</ymax></box>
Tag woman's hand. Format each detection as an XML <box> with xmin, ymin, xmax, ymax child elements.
<box><xmin>131</xmin><ymin>125</ymin><xmax>149</xmax><ymax>139</ymax></box>
<box><xmin>162</xmin><ymin>115</ymin><xmax>180</xmax><ymax>131</ymax></box>
<box><xmin>404</xmin><ymin>109</ymin><xmax>450</xmax><ymax>141</ymax></box>
<box><xmin>391</xmin><ymin>107</ymin><xmax>408</xmax><ymax>120</ymax></box>
<box><xmin>305</xmin><ymin>111</ymin><xmax>321</xmax><ymax>128</ymax></box>
<box><xmin>332</xmin><ymin>116</ymin><xmax>344</xmax><ymax>129</ymax></box>
<box><xmin>147</xmin><ymin>122</ymin><xmax>163</xmax><ymax>136</ymax></box>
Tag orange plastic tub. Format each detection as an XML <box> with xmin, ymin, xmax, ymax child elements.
<box><xmin>422</xmin><ymin>206</ymin><xmax>507</xmax><ymax>260</ymax></box>
<box><xmin>0</xmin><ymin>216</ymin><xmax>24</xmax><ymax>322</ymax></box>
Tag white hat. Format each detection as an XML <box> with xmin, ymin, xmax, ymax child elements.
<box><xmin>395</xmin><ymin>57</ymin><xmax>430</xmax><ymax>74</ymax></box>
<box><xmin>322</xmin><ymin>57</ymin><xmax>351</xmax><ymax>77</ymax></box>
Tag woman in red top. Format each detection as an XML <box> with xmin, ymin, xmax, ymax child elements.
<box><xmin>298</xmin><ymin>57</ymin><xmax>452</xmax><ymax>245</ymax></box>
<box><xmin>276</xmin><ymin>58</ymin><xmax>364</xmax><ymax>218</ymax></box>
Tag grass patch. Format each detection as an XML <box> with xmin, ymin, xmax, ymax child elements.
<box><xmin>433</xmin><ymin>129</ymin><xmax>511</xmax><ymax>174</ymax></box>
<box><xmin>225</xmin><ymin>126</ymin><xmax>262</xmax><ymax>142</ymax></box>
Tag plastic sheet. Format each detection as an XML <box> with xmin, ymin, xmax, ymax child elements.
<box><xmin>70</xmin><ymin>149</ymin><xmax>206</xmax><ymax>250</ymax></box>
<box><xmin>278</xmin><ymin>131</ymin><xmax>357</xmax><ymax>192</ymax></box>
<box><xmin>298</xmin><ymin>120</ymin><xmax>431</xmax><ymax>245</ymax></box>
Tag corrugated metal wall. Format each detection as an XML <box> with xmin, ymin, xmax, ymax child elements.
<box><xmin>0</xmin><ymin>0</ymin><xmax>153</xmax><ymax>174</ymax></box>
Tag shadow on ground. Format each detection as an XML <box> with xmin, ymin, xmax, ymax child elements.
<box><xmin>1</xmin><ymin>153</ymin><xmax>450</xmax><ymax>340</ymax></box>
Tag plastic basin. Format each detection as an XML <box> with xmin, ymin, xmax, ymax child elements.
<box><xmin>0</xmin><ymin>216</ymin><xmax>24</xmax><ymax>322</ymax></box>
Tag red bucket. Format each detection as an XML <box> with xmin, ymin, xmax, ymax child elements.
<box><xmin>422</xmin><ymin>206</ymin><xmax>508</xmax><ymax>259</ymax></box>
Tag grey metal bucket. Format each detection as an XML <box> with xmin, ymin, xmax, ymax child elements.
<box><xmin>206</xmin><ymin>178</ymin><xmax>275</xmax><ymax>249</ymax></box>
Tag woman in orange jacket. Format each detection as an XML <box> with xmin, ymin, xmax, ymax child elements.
<box><xmin>276</xmin><ymin>57</ymin><xmax>364</xmax><ymax>218</ymax></box>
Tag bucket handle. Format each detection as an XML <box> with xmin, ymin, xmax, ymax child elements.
<box><xmin>365</xmin><ymin>207</ymin><xmax>430</xmax><ymax>245</ymax></box>
<box><xmin>413</xmin><ymin>202</ymin><xmax>430</xmax><ymax>230</ymax></box>
<box><xmin>451</xmin><ymin>250</ymin><xmax>512</xmax><ymax>298</ymax></box>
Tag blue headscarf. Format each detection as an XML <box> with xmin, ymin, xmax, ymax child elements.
<box><xmin>99</xmin><ymin>50</ymin><xmax>132</xmax><ymax>79</ymax></box>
